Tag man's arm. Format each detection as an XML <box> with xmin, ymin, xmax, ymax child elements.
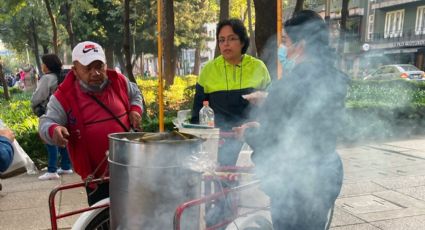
<box><xmin>38</xmin><ymin>96</ymin><xmax>68</xmax><ymax>145</ymax></box>
<box><xmin>0</xmin><ymin>129</ymin><xmax>15</xmax><ymax>173</ymax></box>
<box><xmin>126</xmin><ymin>80</ymin><xmax>144</xmax><ymax>114</ymax></box>
<box><xmin>126</xmin><ymin>80</ymin><xmax>143</xmax><ymax>129</ymax></box>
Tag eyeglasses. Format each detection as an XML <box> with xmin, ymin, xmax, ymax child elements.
<box><xmin>218</xmin><ymin>36</ymin><xmax>240</xmax><ymax>44</ymax></box>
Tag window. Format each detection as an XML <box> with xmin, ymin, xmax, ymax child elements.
<box><xmin>368</xmin><ymin>14</ymin><xmax>374</xmax><ymax>40</ymax></box>
<box><xmin>416</xmin><ymin>6</ymin><xmax>425</xmax><ymax>35</ymax></box>
<box><xmin>384</xmin><ymin>10</ymin><xmax>404</xmax><ymax>38</ymax></box>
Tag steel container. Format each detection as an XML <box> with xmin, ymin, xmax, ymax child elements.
<box><xmin>108</xmin><ymin>132</ymin><xmax>202</xmax><ymax>230</ymax></box>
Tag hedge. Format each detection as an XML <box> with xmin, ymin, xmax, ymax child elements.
<box><xmin>2</xmin><ymin>77</ymin><xmax>425</xmax><ymax>168</ymax></box>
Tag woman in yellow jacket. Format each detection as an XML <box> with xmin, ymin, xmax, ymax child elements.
<box><xmin>191</xmin><ymin>18</ymin><xmax>270</xmax><ymax>166</ymax></box>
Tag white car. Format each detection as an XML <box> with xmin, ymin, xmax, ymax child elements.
<box><xmin>364</xmin><ymin>64</ymin><xmax>425</xmax><ymax>81</ymax></box>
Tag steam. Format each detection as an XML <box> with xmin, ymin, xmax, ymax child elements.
<box><xmin>245</xmin><ymin>22</ymin><xmax>347</xmax><ymax>228</ymax></box>
<box><xmin>246</xmin><ymin>18</ymin><xmax>420</xmax><ymax>228</ymax></box>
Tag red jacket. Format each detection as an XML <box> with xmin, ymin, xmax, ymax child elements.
<box><xmin>53</xmin><ymin>69</ymin><xmax>141</xmax><ymax>180</ymax></box>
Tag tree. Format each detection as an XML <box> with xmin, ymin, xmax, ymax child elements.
<box><xmin>247</xmin><ymin>0</ymin><xmax>256</xmax><ymax>56</ymax></box>
<box><xmin>0</xmin><ymin>62</ymin><xmax>10</xmax><ymax>101</ymax></box>
<box><xmin>43</xmin><ymin>0</ymin><xmax>58</xmax><ymax>54</ymax></box>
<box><xmin>0</xmin><ymin>0</ymin><xmax>51</xmax><ymax>73</ymax></box>
<box><xmin>214</xmin><ymin>0</ymin><xmax>230</xmax><ymax>57</ymax></box>
<box><xmin>163</xmin><ymin>0</ymin><xmax>175</xmax><ymax>86</ymax></box>
<box><xmin>253</xmin><ymin>0</ymin><xmax>277</xmax><ymax>77</ymax></box>
<box><xmin>338</xmin><ymin>0</ymin><xmax>350</xmax><ymax>68</ymax></box>
<box><xmin>294</xmin><ymin>0</ymin><xmax>304</xmax><ymax>13</ymax></box>
<box><xmin>123</xmin><ymin>0</ymin><xmax>136</xmax><ymax>82</ymax></box>
<box><xmin>61</xmin><ymin>0</ymin><xmax>76</xmax><ymax>48</ymax></box>
<box><xmin>174</xmin><ymin>0</ymin><xmax>216</xmax><ymax>75</ymax></box>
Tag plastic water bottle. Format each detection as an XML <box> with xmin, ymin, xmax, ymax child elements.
<box><xmin>199</xmin><ymin>101</ymin><xmax>215</xmax><ymax>127</ymax></box>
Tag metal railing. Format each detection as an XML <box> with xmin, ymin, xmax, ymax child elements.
<box><xmin>369</xmin><ymin>28</ymin><xmax>425</xmax><ymax>42</ymax></box>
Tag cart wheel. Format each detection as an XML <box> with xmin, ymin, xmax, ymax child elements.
<box><xmin>84</xmin><ymin>207</ymin><xmax>110</xmax><ymax>230</ymax></box>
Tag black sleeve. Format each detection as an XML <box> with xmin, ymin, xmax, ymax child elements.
<box><xmin>190</xmin><ymin>83</ymin><xmax>207</xmax><ymax>124</ymax></box>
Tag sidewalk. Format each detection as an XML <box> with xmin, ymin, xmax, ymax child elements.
<box><xmin>330</xmin><ymin>137</ymin><xmax>425</xmax><ymax>230</ymax></box>
<box><xmin>1</xmin><ymin>137</ymin><xmax>425</xmax><ymax>229</ymax></box>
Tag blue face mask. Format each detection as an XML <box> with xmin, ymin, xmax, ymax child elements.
<box><xmin>278</xmin><ymin>46</ymin><xmax>296</xmax><ymax>73</ymax></box>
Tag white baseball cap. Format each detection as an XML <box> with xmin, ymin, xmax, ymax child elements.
<box><xmin>72</xmin><ymin>41</ymin><xmax>106</xmax><ymax>66</ymax></box>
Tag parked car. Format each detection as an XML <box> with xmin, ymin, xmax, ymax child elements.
<box><xmin>363</xmin><ymin>64</ymin><xmax>425</xmax><ymax>81</ymax></box>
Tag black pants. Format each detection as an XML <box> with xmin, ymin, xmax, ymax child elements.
<box><xmin>266</xmin><ymin>156</ymin><xmax>343</xmax><ymax>230</ymax></box>
<box><xmin>217</xmin><ymin>138</ymin><xmax>244</xmax><ymax>166</ymax></box>
<box><xmin>85</xmin><ymin>182</ymin><xmax>109</xmax><ymax>206</ymax></box>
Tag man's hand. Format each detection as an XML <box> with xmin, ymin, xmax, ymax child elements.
<box><xmin>129</xmin><ymin>111</ymin><xmax>142</xmax><ymax>130</ymax></box>
<box><xmin>0</xmin><ymin>128</ymin><xmax>15</xmax><ymax>142</ymax></box>
<box><xmin>242</xmin><ymin>91</ymin><xmax>269</xmax><ymax>106</ymax></box>
<box><xmin>53</xmin><ymin>126</ymin><xmax>70</xmax><ymax>147</ymax></box>
<box><xmin>232</xmin><ymin>121</ymin><xmax>260</xmax><ymax>140</ymax></box>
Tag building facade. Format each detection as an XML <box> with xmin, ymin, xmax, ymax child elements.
<box><xmin>367</xmin><ymin>0</ymin><xmax>425</xmax><ymax>71</ymax></box>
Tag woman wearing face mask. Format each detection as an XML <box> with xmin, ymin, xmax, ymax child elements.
<box><xmin>191</xmin><ymin>18</ymin><xmax>271</xmax><ymax>166</ymax></box>
<box><xmin>234</xmin><ymin>10</ymin><xmax>349</xmax><ymax>229</ymax></box>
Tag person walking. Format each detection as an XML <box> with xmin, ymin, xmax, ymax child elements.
<box><xmin>31</xmin><ymin>54</ymin><xmax>73</xmax><ymax>180</ymax></box>
<box><xmin>39</xmin><ymin>41</ymin><xmax>143</xmax><ymax>206</ymax></box>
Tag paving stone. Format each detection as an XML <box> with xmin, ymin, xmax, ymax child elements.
<box><xmin>339</xmin><ymin>181</ymin><xmax>387</xmax><ymax>197</ymax></box>
<box><xmin>329</xmin><ymin>207</ymin><xmax>365</xmax><ymax>227</ymax></box>
<box><xmin>329</xmin><ymin>223</ymin><xmax>381</xmax><ymax>230</ymax></box>
<box><xmin>336</xmin><ymin>195</ymin><xmax>404</xmax><ymax>214</ymax></box>
<box><xmin>373</xmin><ymin>175</ymin><xmax>425</xmax><ymax>190</ymax></box>
<box><xmin>372</xmin><ymin>215</ymin><xmax>425</xmax><ymax>230</ymax></box>
<box><xmin>396</xmin><ymin>185</ymin><xmax>425</xmax><ymax>202</ymax></box>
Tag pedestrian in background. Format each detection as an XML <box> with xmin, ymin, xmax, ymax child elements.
<box><xmin>32</xmin><ymin>54</ymin><xmax>73</xmax><ymax>180</ymax></box>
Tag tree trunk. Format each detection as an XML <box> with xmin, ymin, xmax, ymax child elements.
<box><xmin>338</xmin><ymin>0</ymin><xmax>349</xmax><ymax>69</ymax></box>
<box><xmin>43</xmin><ymin>0</ymin><xmax>58</xmax><ymax>54</ymax></box>
<box><xmin>64</xmin><ymin>0</ymin><xmax>76</xmax><ymax>48</ymax></box>
<box><xmin>114</xmin><ymin>46</ymin><xmax>126</xmax><ymax>74</ymax></box>
<box><xmin>105</xmin><ymin>47</ymin><xmax>114</xmax><ymax>69</ymax></box>
<box><xmin>253</xmin><ymin>0</ymin><xmax>277</xmax><ymax>78</ymax></box>
<box><xmin>31</xmin><ymin>17</ymin><xmax>42</xmax><ymax>75</ymax></box>
<box><xmin>42</xmin><ymin>45</ymin><xmax>48</xmax><ymax>54</ymax></box>
<box><xmin>0</xmin><ymin>63</ymin><xmax>10</xmax><ymax>101</ymax></box>
<box><xmin>215</xmin><ymin>0</ymin><xmax>230</xmax><ymax>58</ymax></box>
<box><xmin>193</xmin><ymin>47</ymin><xmax>201</xmax><ymax>75</ymax></box>
<box><xmin>294</xmin><ymin>0</ymin><xmax>304</xmax><ymax>13</ymax></box>
<box><xmin>123</xmin><ymin>0</ymin><xmax>136</xmax><ymax>83</ymax></box>
<box><xmin>219</xmin><ymin>0</ymin><xmax>229</xmax><ymax>21</ymax></box>
<box><xmin>163</xmin><ymin>0</ymin><xmax>175</xmax><ymax>86</ymax></box>
<box><xmin>247</xmin><ymin>0</ymin><xmax>257</xmax><ymax>56</ymax></box>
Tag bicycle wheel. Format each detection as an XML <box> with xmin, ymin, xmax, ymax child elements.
<box><xmin>84</xmin><ymin>207</ymin><xmax>110</xmax><ymax>230</ymax></box>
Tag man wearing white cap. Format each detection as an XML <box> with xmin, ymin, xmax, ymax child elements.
<box><xmin>39</xmin><ymin>41</ymin><xmax>144</xmax><ymax>205</ymax></box>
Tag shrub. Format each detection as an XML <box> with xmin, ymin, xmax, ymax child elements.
<box><xmin>0</xmin><ymin>90</ymin><xmax>47</xmax><ymax>168</ymax></box>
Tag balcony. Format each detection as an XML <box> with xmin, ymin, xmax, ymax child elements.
<box><xmin>368</xmin><ymin>28</ymin><xmax>425</xmax><ymax>49</ymax></box>
<box><xmin>370</xmin><ymin>29</ymin><xmax>425</xmax><ymax>42</ymax></box>
<box><xmin>371</xmin><ymin>0</ymin><xmax>423</xmax><ymax>10</ymax></box>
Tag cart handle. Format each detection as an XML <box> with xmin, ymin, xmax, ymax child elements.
<box><xmin>49</xmin><ymin>177</ymin><xmax>110</xmax><ymax>230</ymax></box>
<box><xmin>173</xmin><ymin>180</ymin><xmax>261</xmax><ymax>230</ymax></box>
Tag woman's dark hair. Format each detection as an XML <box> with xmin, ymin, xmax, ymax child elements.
<box><xmin>284</xmin><ymin>10</ymin><xmax>330</xmax><ymax>57</ymax></box>
<box><xmin>41</xmin><ymin>54</ymin><xmax>63</xmax><ymax>76</ymax></box>
<box><xmin>216</xmin><ymin>18</ymin><xmax>250</xmax><ymax>54</ymax></box>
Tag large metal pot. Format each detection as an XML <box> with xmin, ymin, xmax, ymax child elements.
<box><xmin>108</xmin><ymin>132</ymin><xmax>202</xmax><ymax>230</ymax></box>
